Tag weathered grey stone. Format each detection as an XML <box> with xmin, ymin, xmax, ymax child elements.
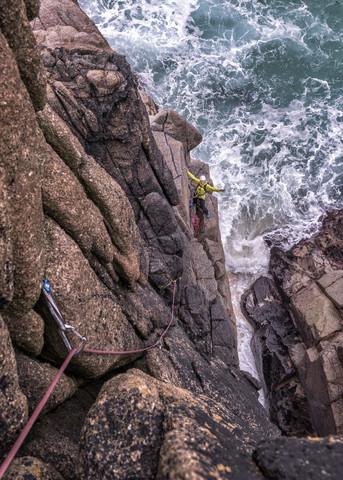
<box><xmin>139</xmin><ymin>89</ymin><xmax>159</xmax><ymax>116</ymax></box>
<box><xmin>179</xmin><ymin>284</ymin><xmax>212</xmax><ymax>359</ymax></box>
<box><xmin>291</xmin><ymin>283</ymin><xmax>343</xmax><ymax>347</ymax></box>
<box><xmin>194</xmin><ymin>240</ymin><xmax>218</xmax><ymax>301</ymax></box>
<box><xmin>270</xmin><ymin>246</ymin><xmax>314</xmax><ymax>297</ymax></box>
<box><xmin>0</xmin><ymin>30</ymin><xmax>45</xmax><ymax>331</ymax></box>
<box><xmin>317</xmin><ymin>270</ymin><xmax>343</xmax><ymax>290</ymax></box>
<box><xmin>3</xmin><ymin>456</ymin><xmax>65</xmax><ymax>480</ymax></box>
<box><xmin>0</xmin><ymin>314</ymin><xmax>28</xmax><ymax>459</ymax></box>
<box><xmin>16</xmin><ymin>352</ymin><xmax>77</xmax><ymax>415</ymax></box>
<box><xmin>153</xmin><ymin>131</ymin><xmax>188</xmax><ymax>198</ymax></box>
<box><xmin>150</xmin><ymin>108</ymin><xmax>202</xmax><ymax>152</ymax></box>
<box><xmin>323</xmin><ymin>277</ymin><xmax>343</xmax><ymax>310</ymax></box>
<box><xmin>0</xmin><ymin>0</ymin><xmax>46</xmax><ymax>111</ymax></box>
<box><xmin>86</xmin><ymin>69</ymin><xmax>126</xmax><ymax>96</ymax></box>
<box><xmin>140</xmin><ymin>192</ymin><xmax>183</xmax><ymax>287</ymax></box>
<box><xmin>31</xmin><ymin>0</ymin><xmax>112</xmax><ymax>52</ymax></box>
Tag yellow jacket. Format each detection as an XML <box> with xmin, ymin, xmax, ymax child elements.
<box><xmin>186</xmin><ymin>170</ymin><xmax>221</xmax><ymax>199</ymax></box>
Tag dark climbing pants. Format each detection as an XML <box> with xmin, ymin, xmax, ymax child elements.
<box><xmin>195</xmin><ymin>197</ymin><xmax>208</xmax><ymax>216</ymax></box>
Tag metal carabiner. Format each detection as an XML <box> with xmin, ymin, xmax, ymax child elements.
<box><xmin>42</xmin><ymin>279</ymin><xmax>87</xmax><ymax>356</ymax></box>
<box><xmin>60</xmin><ymin>324</ymin><xmax>87</xmax><ymax>356</ymax></box>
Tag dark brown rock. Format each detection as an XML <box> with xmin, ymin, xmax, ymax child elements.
<box><xmin>23</xmin><ymin>0</ymin><xmax>40</xmax><ymax>21</ymax></box>
<box><xmin>3</xmin><ymin>456</ymin><xmax>65</xmax><ymax>480</ymax></box>
<box><xmin>0</xmin><ymin>314</ymin><xmax>28</xmax><ymax>460</ymax></box>
<box><xmin>0</xmin><ymin>28</ymin><xmax>45</xmax><ymax>351</ymax></box>
<box><xmin>16</xmin><ymin>352</ymin><xmax>77</xmax><ymax>415</ymax></box>
<box><xmin>7</xmin><ymin>310</ymin><xmax>44</xmax><ymax>357</ymax></box>
<box><xmin>0</xmin><ymin>0</ymin><xmax>46</xmax><ymax>111</ymax></box>
<box><xmin>254</xmin><ymin>436</ymin><xmax>343</xmax><ymax>480</ymax></box>
<box><xmin>243</xmin><ymin>210</ymin><xmax>343</xmax><ymax>437</ymax></box>
<box><xmin>0</xmin><ymin>170</ymin><xmax>13</xmax><ymax>307</ymax></box>
<box><xmin>21</xmin><ymin>386</ymin><xmax>98</xmax><ymax>480</ymax></box>
<box><xmin>78</xmin><ymin>368</ymin><xmax>278</xmax><ymax>480</ymax></box>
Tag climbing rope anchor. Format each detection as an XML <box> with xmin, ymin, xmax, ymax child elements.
<box><xmin>42</xmin><ymin>279</ymin><xmax>87</xmax><ymax>356</ymax></box>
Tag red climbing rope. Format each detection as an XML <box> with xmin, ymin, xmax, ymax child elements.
<box><xmin>0</xmin><ymin>348</ymin><xmax>77</xmax><ymax>479</ymax></box>
<box><xmin>84</xmin><ymin>279</ymin><xmax>177</xmax><ymax>355</ymax></box>
<box><xmin>0</xmin><ymin>280</ymin><xmax>178</xmax><ymax>479</ymax></box>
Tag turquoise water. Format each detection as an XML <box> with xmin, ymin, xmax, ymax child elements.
<box><xmin>79</xmin><ymin>0</ymin><xmax>343</xmax><ymax>275</ymax></box>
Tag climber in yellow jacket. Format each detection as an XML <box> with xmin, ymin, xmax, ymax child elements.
<box><xmin>185</xmin><ymin>167</ymin><xmax>225</xmax><ymax>219</ymax></box>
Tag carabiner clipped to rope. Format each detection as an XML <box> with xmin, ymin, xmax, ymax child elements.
<box><xmin>42</xmin><ymin>279</ymin><xmax>87</xmax><ymax>356</ymax></box>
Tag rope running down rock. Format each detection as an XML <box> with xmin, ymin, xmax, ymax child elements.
<box><xmin>0</xmin><ymin>279</ymin><xmax>178</xmax><ymax>479</ymax></box>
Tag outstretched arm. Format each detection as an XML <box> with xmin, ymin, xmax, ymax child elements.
<box><xmin>185</xmin><ymin>167</ymin><xmax>200</xmax><ymax>184</ymax></box>
<box><xmin>206</xmin><ymin>184</ymin><xmax>225</xmax><ymax>193</ymax></box>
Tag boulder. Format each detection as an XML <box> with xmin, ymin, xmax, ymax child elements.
<box><xmin>78</xmin><ymin>369</ymin><xmax>278</xmax><ymax>480</ymax></box>
<box><xmin>39</xmin><ymin>216</ymin><xmax>141</xmax><ymax>377</ymax></box>
<box><xmin>31</xmin><ymin>0</ymin><xmax>112</xmax><ymax>52</ymax></box>
<box><xmin>20</xmin><ymin>387</ymin><xmax>98</xmax><ymax>480</ymax></box>
<box><xmin>290</xmin><ymin>283</ymin><xmax>343</xmax><ymax>347</ymax></box>
<box><xmin>3</xmin><ymin>456</ymin><xmax>65</xmax><ymax>480</ymax></box>
<box><xmin>150</xmin><ymin>109</ymin><xmax>203</xmax><ymax>152</ymax></box>
<box><xmin>6</xmin><ymin>310</ymin><xmax>44</xmax><ymax>357</ymax></box>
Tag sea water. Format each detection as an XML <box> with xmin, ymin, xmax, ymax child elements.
<box><xmin>79</xmin><ymin>0</ymin><xmax>343</xmax><ymax>379</ymax></box>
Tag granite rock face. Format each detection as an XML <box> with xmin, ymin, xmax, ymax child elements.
<box><xmin>0</xmin><ymin>23</ymin><xmax>45</xmax><ymax>354</ymax></box>
<box><xmin>242</xmin><ymin>210</ymin><xmax>343</xmax><ymax>438</ymax></box>
<box><xmin>78</xmin><ymin>368</ymin><xmax>278</xmax><ymax>480</ymax></box>
<box><xmin>3</xmin><ymin>0</ymin><xmax>342</xmax><ymax>478</ymax></box>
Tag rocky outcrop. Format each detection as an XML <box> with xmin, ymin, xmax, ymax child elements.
<box><xmin>242</xmin><ymin>210</ymin><xmax>343</xmax><ymax>438</ymax></box>
<box><xmin>78</xmin><ymin>368</ymin><xmax>277</xmax><ymax>480</ymax></box>
<box><xmin>4</xmin><ymin>0</ymin><xmax>342</xmax><ymax>479</ymax></box>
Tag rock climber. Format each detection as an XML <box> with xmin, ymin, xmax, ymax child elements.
<box><xmin>185</xmin><ymin>166</ymin><xmax>225</xmax><ymax>219</ymax></box>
